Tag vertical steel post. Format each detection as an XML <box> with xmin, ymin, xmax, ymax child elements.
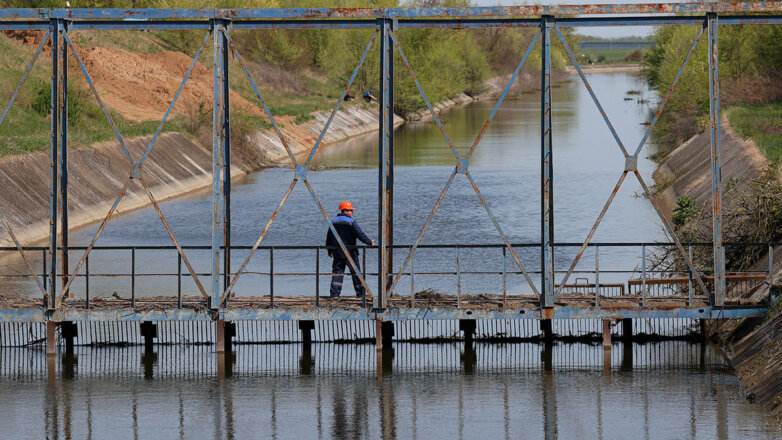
<box><xmin>688</xmin><ymin>244</ymin><xmax>694</xmax><ymax>306</ymax></box>
<box><xmin>48</xmin><ymin>19</ymin><xmax>59</xmax><ymax>310</ymax></box>
<box><xmin>641</xmin><ymin>244</ymin><xmax>647</xmax><ymax>306</ymax></box>
<box><xmin>769</xmin><ymin>244</ymin><xmax>774</xmax><ymax>287</ymax></box>
<box><xmin>540</xmin><ymin>15</ymin><xmax>555</xmax><ymax>308</ymax></box>
<box><xmin>595</xmin><ymin>245</ymin><xmax>600</xmax><ymax>307</ymax></box>
<box><xmin>377</xmin><ymin>18</ymin><xmax>394</xmax><ymax>309</ymax></box>
<box><xmin>222</xmin><ymin>22</ymin><xmax>231</xmax><ymax>295</ymax></box>
<box><xmin>708</xmin><ymin>13</ymin><xmax>725</xmax><ymax>306</ymax></box>
<box><xmin>59</xmin><ymin>20</ymin><xmax>69</xmax><ymax>294</ymax></box>
<box><xmin>211</xmin><ymin>20</ymin><xmax>225</xmax><ymax>309</ymax></box>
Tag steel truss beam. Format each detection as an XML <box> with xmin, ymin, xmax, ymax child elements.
<box><xmin>1</xmin><ymin>3</ymin><xmax>781</xmax><ymax>20</ymax></box>
<box><xmin>0</xmin><ymin>5</ymin><xmax>776</xmax><ymax>320</ymax></box>
<box><xmin>0</xmin><ymin>305</ymin><xmax>763</xmax><ymax>323</ymax></box>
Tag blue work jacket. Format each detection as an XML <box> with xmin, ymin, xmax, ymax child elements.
<box><xmin>325</xmin><ymin>214</ymin><xmax>372</xmax><ymax>258</ymax></box>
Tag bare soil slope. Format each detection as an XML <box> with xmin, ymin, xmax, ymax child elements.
<box><xmin>77</xmin><ymin>46</ymin><xmax>263</xmax><ymax>121</ymax></box>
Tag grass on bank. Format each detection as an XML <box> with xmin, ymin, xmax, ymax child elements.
<box><xmin>727</xmin><ymin>101</ymin><xmax>782</xmax><ymax>167</ymax></box>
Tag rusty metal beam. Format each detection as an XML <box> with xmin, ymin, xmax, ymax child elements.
<box><xmin>708</xmin><ymin>13</ymin><xmax>726</xmax><ymax>307</ymax></box>
<box><xmin>2</xmin><ymin>3</ymin><xmax>782</xmax><ymax>21</ymax></box>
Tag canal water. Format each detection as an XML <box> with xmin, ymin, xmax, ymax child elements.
<box><xmin>2</xmin><ymin>72</ymin><xmax>780</xmax><ymax>437</ymax></box>
<box><xmin>1</xmin><ymin>342</ymin><xmax>781</xmax><ymax>439</ymax></box>
<box><xmin>56</xmin><ymin>71</ymin><xmax>667</xmax><ymax>298</ymax></box>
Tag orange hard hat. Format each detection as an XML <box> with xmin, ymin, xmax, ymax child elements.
<box><xmin>339</xmin><ymin>201</ymin><xmax>354</xmax><ymax>211</ymax></box>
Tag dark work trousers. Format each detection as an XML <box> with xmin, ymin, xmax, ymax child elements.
<box><xmin>330</xmin><ymin>251</ymin><xmax>364</xmax><ymax>297</ymax></box>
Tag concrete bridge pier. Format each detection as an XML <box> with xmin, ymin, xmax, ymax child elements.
<box><xmin>376</xmin><ymin>321</ymin><xmax>394</xmax><ymax>351</ymax></box>
<box><xmin>602</xmin><ymin>319</ymin><xmax>614</xmax><ymax>373</ymax></box>
<box><xmin>46</xmin><ymin>321</ymin><xmax>56</xmax><ymax>355</ymax></box>
<box><xmin>216</xmin><ymin>320</ymin><xmax>236</xmax><ymax>353</ymax></box>
<box><xmin>622</xmin><ymin>318</ymin><xmax>633</xmax><ymax>342</ymax></box>
<box><xmin>299</xmin><ymin>320</ymin><xmax>315</xmax><ymax>350</ymax></box>
<box><xmin>61</xmin><ymin>321</ymin><xmax>77</xmax><ymax>354</ymax></box>
<box><xmin>459</xmin><ymin>319</ymin><xmax>476</xmax><ymax>350</ymax></box>
<box><xmin>602</xmin><ymin>319</ymin><xmax>612</xmax><ymax>348</ymax></box>
<box><xmin>540</xmin><ymin>319</ymin><xmax>553</xmax><ymax>342</ymax></box>
<box><xmin>140</xmin><ymin>321</ymin><xmax>157</xmax><ymax>353</ymax></box>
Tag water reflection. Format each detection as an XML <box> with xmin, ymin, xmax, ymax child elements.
<box><xmin>3</xmin><ymin>342</ymin><xmax>778</xmax><ymax>439</ymax></box>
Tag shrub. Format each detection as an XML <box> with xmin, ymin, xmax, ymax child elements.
<box><xmin>625</xmin><ymin>49</ymin><xmax>643</xmax><ymax>62</ymax></box>
<box><xmin>672</xmin><ymin>196</ymin><xmax>699</xmax><ymax>227</ymax></box>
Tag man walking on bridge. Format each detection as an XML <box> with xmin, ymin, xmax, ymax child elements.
<box><xmin>326</xmin><ymin>201</ymin><xmax>375</xmax><ymax>298</ymax></box>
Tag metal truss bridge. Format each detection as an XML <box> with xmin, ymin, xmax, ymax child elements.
<box><xmin>0</xmin><ymin>3</ymin><xmax>780</xmax><ymax>352</ymax></box>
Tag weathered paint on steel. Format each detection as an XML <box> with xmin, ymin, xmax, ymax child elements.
<box><xmin>541</xmin><ymin>15</ymin><xmax>555</xmax><ymax>306</ymax></box>
<box><xmin>2</xmin><ymin>3</ymin><xmax>782</xmax><ymax>20</ymax></box>
<box><xmin>708</xmin><ymin>13</ymin><xmax>726</xmax><ymax>306</ymax></box>
<box><xmin>378</xmin><ymin>18</ymin><xmax>392</xmax><ymax>308</ymax></box>
<box><xmin>8</xmin><ymin>15</ymin><xmax>780</xmax><ymax>31</ymax></box>
<box><xmin>0</xmin><ymin>305</ymin><xmax>758</xmax><ymax>323</ymax></box>
<box><xmin>48</xmin><ymin>21</ymin><xmax>59</xmax><ymax>310</ymax></box>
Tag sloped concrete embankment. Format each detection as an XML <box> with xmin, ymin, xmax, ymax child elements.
<box><xmin>654</xmin><ymin>121</ymin><xmax>782</xmax><ymax>418</ymax></box>
<box><xmin>252</xmin><ymin>105</ymin><xmax>404</xmax><ymax>165</ymax></box>
<box><xmin>653</xmin><ymin>120</ymin><xmax>768</xmax><ymax>214</ymax></box>
<box><xmin>726</xmin><ymin>313</ymin><xmax>782</xmax><ymax>420</ymax></box>
<box><xmin>0</xmin><ymin>132</ymin><xmax>244</xmax><ymax>247</ymax></box>
<box><xmin>0</xmin><ymin>105</ymin><xmax>405</xmax><ymax>247</ymax></box>
<box><xmin>653</xmin><ymin>120</ymin><xmax>782</xmax><ymax>288</ymax></box>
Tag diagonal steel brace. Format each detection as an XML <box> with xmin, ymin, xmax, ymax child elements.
<box><xmin>553</xmin><ymin>24</ymin><xmax>710</xmax><ymax>298</ymax></box>
<box><xmin>220</xmin><ymin>31</ymin><xmax>379</xmax><ymax>303</ymax></box>
<box><xmin>387</xmin><ymin>30</ymin><xmax>541</xmax><ymax>297</ymax></box>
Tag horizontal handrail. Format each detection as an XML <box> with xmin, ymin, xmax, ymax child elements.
<box><xmin>2</xmin><ymin>242</ymin><xmax>781</xmax><ymax>252</ymax></box>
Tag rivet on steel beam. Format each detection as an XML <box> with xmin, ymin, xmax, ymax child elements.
<box><xmin>456</xmin><ymin>157</ymin><xmax>469</xmax><ymax>174</ymax></box>
<box><xmin>624</xmin><ymin>156</ymin><xmax>637</xmax><ymax>172</ymax></box>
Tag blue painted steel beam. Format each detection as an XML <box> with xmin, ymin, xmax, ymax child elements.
<box><xmin>66</xmin><ymin>20</ymin><xmax>209</xmax><ymax>30</ymax></box>
<box><xmin>211</xmin><ymin>20</ymin><xmax>225</xmax><ymax>309</ymax></box>
<box><xmin>2</xmin><ymin>3</ymin><xmax>781</xmax><ymax>20</ymax></box>
<box><xmin>48</xmin><ymin>20</ymin><xmax>59</xmax><ymax>310</ymax></box>
<box><xmin>60</xmin><ymin>19</ymin><xmax>69</xmax><ymax>297</ymax></box>
<box><xmin>0</xmin><ymin>306</ymin><xmax>763</xmax><ymax>322</ymax></box>
<box><xmin>540</xmin><ymin>15</ymin><xmax>555</xmax><ymax>307</ymax></box>
<box><xmin>708</xmin><ymin>13</ymin><xmax>726</xmax><ymax>307</ymax></box>
<box><xmin>222</xmin><ymin>25</ymin><xmax>231</xmax><ymax>296</ymax></box>
<box><xmin>0</xmin><ymin>22</ymin><xmax>49</xmax><ymax>30</ymax></box>
<box><xmin>31</xmin><ymin>16</ymin><xmax>782</xmax><ymax>31</ymax></box>
<box><xmin>378</xmin><ymin>18</ymin><xmax>394</xmax><ymax>308</ymax></box>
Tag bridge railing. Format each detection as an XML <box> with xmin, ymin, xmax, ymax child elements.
<box><xmin>0</xmin><ymin>242</ymin><xmax>775</xmax><ymax>310</ymax></box>
<box><xmin>0</xmin><ymin>4</ymin><xmax>781</xmax><ymax>316</ymax></box>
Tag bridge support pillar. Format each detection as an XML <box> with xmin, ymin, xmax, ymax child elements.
<box><xmin>216</xmin><ymin>320</ymin><xmax>235</xmax><ymax>353</ymax></box>
<box><xmin>299</xmin><ymin>320</ymin><xmax>315</xmax><ymax>350</ymax></box>
<box><xmin>699</xmin><ymin>319</ymin><xmax>709</xmax><ymax>342</ymax></box>
<box><xmin>140</xmin><ymin>321</ymin><xmax>157</xmax><ymax>353</ymax></box>
<box><xmin>621</xmin><ymin>318</ymin><xmax>632</xmax><ymax>342</ymax></box>
<box><xmin>376</xmin><ymin>321</ymin><xmax>393</xmax><ymax>351</ymax></box>
<box><xmin>540</xmin><ymin>319</ymin><xmax>553</xmax><ymax>342</ymax></box>
<box><xmin>46</xmin><ymin>321</ymin><xmax>56</xmax><ymax>355</ymax></box>
<box><xmin>602</xmin><ymin>319</ymin><xmax>612</xmax><ymax>348</ymax></box>
<box><xmin>459</xmin><ymin>319</ymin><xmax>476</xmax><ymax>350</ymax></box>
<box><xmin>61</xmin><ymin>321</ymin><xmax>77</xmax><ymax>354</ymax></box>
